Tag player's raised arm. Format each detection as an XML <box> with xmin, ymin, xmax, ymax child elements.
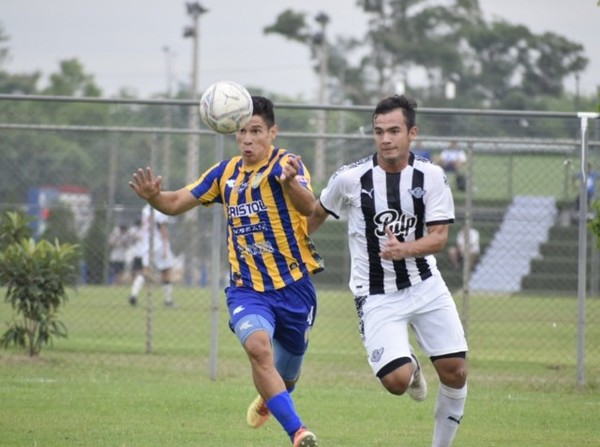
<box><xmin>129</xmin><ymin>167</ymin><xmax>198</xmax><ymax>216</ymax></box>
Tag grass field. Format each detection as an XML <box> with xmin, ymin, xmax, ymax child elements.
<box><xmin>1</xmin><ymin>286</ymin><xmax>599</xmax><ymax>446</ymax></box>
<box><xmin>456</xmin><ymin>153</ymin><xmax>572</xmax><ymax>202</ymax></box>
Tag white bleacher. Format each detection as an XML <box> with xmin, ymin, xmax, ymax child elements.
<box><xmin>469</xmin><ymin>196</ymin><xmax>557</xmax><ymax>293</ymax></box>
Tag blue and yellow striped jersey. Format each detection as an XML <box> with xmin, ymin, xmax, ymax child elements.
<box><xmin>186</xmin><ymin>146</ymin><xmax>323</xmax><ymax>291</ymax></box>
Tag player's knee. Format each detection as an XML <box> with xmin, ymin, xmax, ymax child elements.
<box><xmin>445</xmin><ymin>366</ymin><xmax>467</xmax><ymax>388</ymax></box>
<box><xmin>381</xmin><ymin>376</ymin><xmax>410</xmax><ymax>395</ymax></box>
<box><xmin>435</xmin><ymin>356</ymin><xmax>467</xmax><ymax>388</ymax></box>
<box><xmin>243</xmin><ymin>330</ymin><xmax>272</xmax><ymax>361</ymax></box>
<box><xmin>377</xmin><ymin>357</ymin><xmax>413</xmax><ymax>395</ymax></box>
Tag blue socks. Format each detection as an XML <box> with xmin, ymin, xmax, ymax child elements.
<box><xmin>266</xmin><ymin>391</ymin><xmax>303</xmax><ymax>439</ymax></box>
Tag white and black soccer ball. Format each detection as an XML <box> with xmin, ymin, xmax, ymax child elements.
<box><xmin>199</xmin><ymin>81</ymin><xmax>253</xmax><ymax>134</ymax></box>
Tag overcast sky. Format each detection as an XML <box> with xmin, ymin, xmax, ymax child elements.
<box><xmin>2</xmin><ymin>0</ymin><xmax>599</xmax><ymax>103</ymax></box>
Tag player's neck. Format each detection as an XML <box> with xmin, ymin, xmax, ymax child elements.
<box><xmin>377</xmin><ymin>154</ymin><xmax>408</xmax><ymax>173</ymax></box>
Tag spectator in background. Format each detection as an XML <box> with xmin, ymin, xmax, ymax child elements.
<box><xmin>127</xmin><ymin>218</ymin><xmax>144</xmax><ymax>287</ymax></box>
<box><xmin>572</xmin><ymin>162</ymin><xmax>599</xmax><ymax>218</ymax></box>
<box><xmin>412</xmin><ymin>140</ymin><xmax>432</xmax><ymax>161</ymax></box>
<box><xmin>128</xmin><ymin>204</ymin><xmax>176</xmax><ymax>307</ymax></box>
<box><xmin>435</xmin><ymin>141</ymin><xmax>466</xmax><ymax>191</ymax></box>
<box><xmin>448</xmin><ymin>223</ymin><xmax>480</xmax><ymax>271</ymax></box>
<box><xmin>108</xmin><ymin>223</ymin><xmax>130</xmax><ymax>285</ymax></box>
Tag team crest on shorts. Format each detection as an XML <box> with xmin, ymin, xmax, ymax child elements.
<box><xmin>304</xmin><ymin>326</ymin><xmax>312</xmax><ymax>344</ymax></box>
<box><xmin>370</xmin><ymin>347</ymin><xmax>384</xmax><ymax>363</ymax></box>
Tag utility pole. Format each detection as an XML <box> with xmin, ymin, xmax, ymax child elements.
<box><xmin>183</xmin><ymin>2</ymin><xmax>207</xmax><ymax>187</ymax></box>
<box><xmin>162</xmin><ymin>46</ymin><xmax>174</xmax><ymax>190</ymax></box>
<box><xmin>313</xmin><ymin>12</ymin><xmax>330</xmax><ymax>186</ymax></box>
<box><xmin>183</xmin><ymin>2</ymin><xmax>208</xmax><ymax>285</ymax></box>
<box><xmin>575</xmin><ymin>72</ymin><xmax>581</xmax><ymax>111</ymax></box>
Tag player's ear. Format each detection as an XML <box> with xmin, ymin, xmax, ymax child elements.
<box><xmin>409</xmin><ymin>126</ymin><xmax>418</xmax><ymax>140</ymax></box>
<box><xmin>269</xmin><ymin>123</ymin><xmax>279</xmax><ymax>140</ymax></box>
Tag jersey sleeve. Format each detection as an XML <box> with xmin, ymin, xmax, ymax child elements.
<box><xmin>186</xmin><ymin>161</ymin><xmax>226</xmax><ymax>205</ymax></box>
<box><xmin>318</xmin><ymin>169</ymin><xmax>349</xmax><ymax>219</ymax></box>
<box><xmin>424</xmin><ymin>165</ymin><xmax>455</xmax><ymax>225</ymax></box>
<box><xmin>276</xmin><ymin>153</ymin><xmax>314</xmax><ymax>192</ymax></box>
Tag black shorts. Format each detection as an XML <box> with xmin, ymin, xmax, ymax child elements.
<box><xmin>132</xmin><ymin>257</ymin><xmax>143</xmax><ymax>271</ymax></box>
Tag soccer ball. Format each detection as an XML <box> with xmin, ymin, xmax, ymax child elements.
<box><xmin>199</xmin><ymin>81</ymin><xmax>253</xmax><ymax>134</ymax></box>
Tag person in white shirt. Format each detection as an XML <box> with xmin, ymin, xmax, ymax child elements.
<box><xmin>438</xmin><ymin>143</ymin><xmax>466</xmax><ymax>173</ymax></box>
<box><xmin>436</xmin><ymin>141</ymin><xmax>467</xmax><ymax>191</ymax></box>
<box><xmin>108</xmin><ymin>224</ymin><xmax>130</xmax><ymax>285</ymax></box>
<box><xmin>448</xmin><ymin>224</ymin><xmax>480</xmax><ymax>270</ymax></box>
<box><xmin>128</xmin><ymin>204</ymin><xmax>176</xmax><ymax>307</ymax></box>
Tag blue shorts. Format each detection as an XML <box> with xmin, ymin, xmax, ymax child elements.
<box><xmin>226</xmin><ymin>276</ymin><xmax>317</xmax><ymax>356</ymax></box>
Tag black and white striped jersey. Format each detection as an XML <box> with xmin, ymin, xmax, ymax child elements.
<box><xmin>319</xmin><ymin>152</ymin><xmax>455</xmax><ymax>296</ymax></box>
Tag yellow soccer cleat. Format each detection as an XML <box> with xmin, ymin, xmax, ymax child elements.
<box><xmin>246</xmin><ymin>395</ymin><xmax>270</xmax><ymax>428</ymax></box>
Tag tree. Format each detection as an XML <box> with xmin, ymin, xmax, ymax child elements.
<box><xmin>521</xmin><ymin>32</ymin><xmax>587</xmax><ymax>98</ymax></box>
<box><xmin>43</xmin><ymin>59</ymin><xmax>102</xmax><ymax>97</ymax></box>
<box><xmin>264</xmin><ymin>9</ymin><xmax>332</xmax><ymax>74</ymax></box>
<box><xmin>0</xmin><ymin>71</ymin><xmax>40</xmax><ymax>94</ymax></box>
<box><xmin>41</xmin><ymin>205</ymin><xmax>80</xmax><ymax>245</ymax></box>
<box><xmin>460</xmin><ymin>20</ymin><xmax>588</xmax><ymax>107</ymax></box>
<box><xmin>264</xmin><ymin>9</ymin><xmax>314</xmax><ymax>45</ymax></box>
<box><xmin>0</xmin><ymin>211</ymin><xmax>79</xmax><ymax>356</ymax></box>
<box><xmin>0</xmin><ymin>22</ymin><xmax>39</xmax><ymax>93</ymax></box>
<box><xmin>82</xmin><ymin>207</ymin><xmax>107</xmax><ymax>285</ymax></box>
<box><xmin>276</xmin><ymin>0</ymin><xmax>590</xmax><ymax>108</ymax></box>
<box><xmin>0</xmin><ymin>54</ymin><xmax>110</xmax><ymax>208</ymax></box>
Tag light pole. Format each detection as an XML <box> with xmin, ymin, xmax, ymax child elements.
<box><xmin>163</xmin><ymin>45</ymin><xmax>174</xmax><ymax>97</ymax></box>
<box><xmin>313</xmin><ymin>12</ymin><xmax>330</xmax><ymax>186</ymax></box>
<box><xmin>183</xmin><ymin>2</ymin><xmax>208</xmax><ymax>188</ymax></box>
<box><xmin>183</xmin><ymin>2</ymin><xmax>208</xmax><ymax>285</ymax></box>
<box><xmin>162</xmin><ymin>46</ymin><xmax>174</xmax><ymax>189</ymax></box>
<box><xmin>575</xmin><ymin>72</ymin><xmax>581</xmax><ymax>111</ymax></box>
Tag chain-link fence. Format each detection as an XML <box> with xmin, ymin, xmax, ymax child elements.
<box><xmin>1</xmin><ymin>94</ymin><xmax>599</xmax><ymax>389</ymax></box>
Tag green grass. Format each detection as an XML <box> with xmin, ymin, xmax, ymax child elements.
<box><xmin>1</xmin><ymin>286</ymin><xmax>599</xmax><ymax>446</ymax></box>
<box><xmin>450</xmin><ymin>153</ymin><xmax>572</xmax><ymax>202</ymax></box>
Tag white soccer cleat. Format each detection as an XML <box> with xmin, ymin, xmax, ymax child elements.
<box><xmin>407</xmin><ymin>353</ymin><xmax>428</xmax><ymax>402</ymax></box>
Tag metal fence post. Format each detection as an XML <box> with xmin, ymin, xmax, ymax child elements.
<box><xmin>104</xmin><ymin>132</ymin><xmax>119</xmax><ymax>284</ymax></box>
<box><xmin>145</xmin><ymin>133</ymin><xmax>160</xmax><ymax>355</ymax></box>
<box><xmin>209</xmin><ymin>133</ymin><xmax>224</xmax><ymax>380</ymax></box>
<box><xmin>576</xmin><ymin>112</ymin><xmax>600</xmax><ymax>388</ymax></box>
<box><xmin>461</xmin><ymin>141</ymin><xmax>474</xmax><ymax>338</ymax></box>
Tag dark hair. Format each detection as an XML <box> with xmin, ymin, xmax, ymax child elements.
<box><xmin>251</xmin><ymin>96</ymin><xmax>275</xmax><ymax>128</ymax></box>
<box><xmin>373</xmin><ymin>95</ymin><xmax>418</xmax><ymax>129</ymax></box>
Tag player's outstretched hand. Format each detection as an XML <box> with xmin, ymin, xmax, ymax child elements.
<box><xmin>129</xmin><ymin>167</ymin><xmax>163</xmax><ymax>200</ymax></box>
<box><xmin>279</xmin><ymin>155</ymin><xmax>301</xmax><ymax>182</ymax></box>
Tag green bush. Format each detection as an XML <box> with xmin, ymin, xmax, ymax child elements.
<box><xmin>589</xmin><ymin>201</ymin><xmax>600</xmax><ymax>246</ymax></box>
<box><xmin>0</xmin><ymin>211</ymin><xmax>80</xmax><ymax>356</ymax></box>
<box><xmin>82</xmin><ymin>207</ymin><xmax>107</xmax><ymax>284</ymax></box>
<box><xmin>0</xmin><ymin>210</ymin><xmax>32</xmax><ymax>250</ymax></box>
